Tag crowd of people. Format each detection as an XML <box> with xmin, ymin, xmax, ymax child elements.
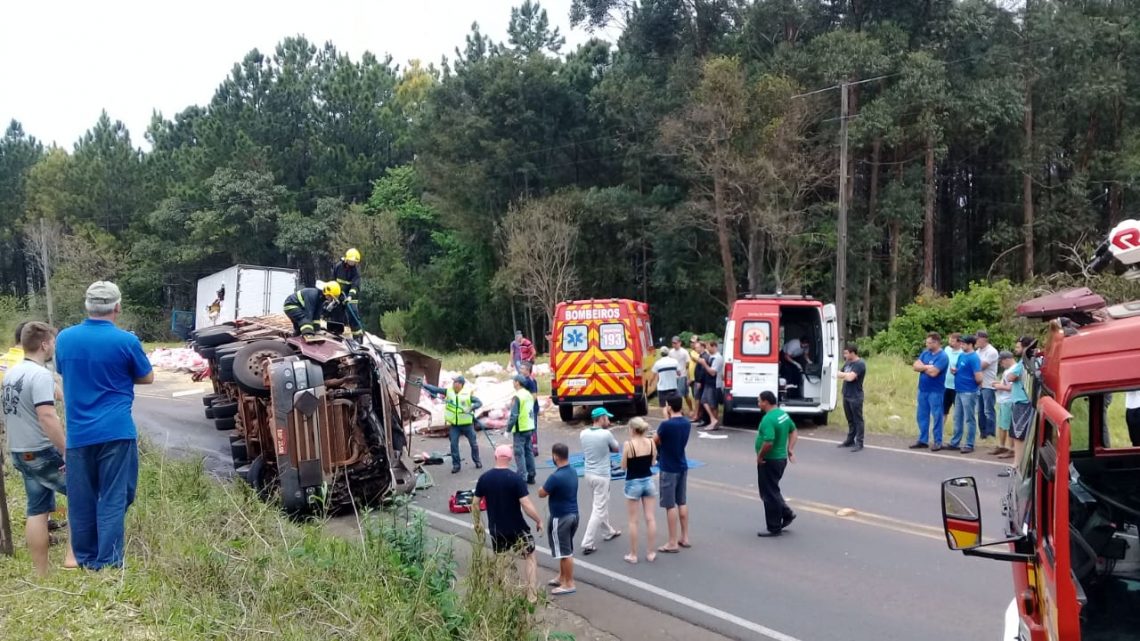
<box><xmin>1</xmin><ymin>281</ymin><xmax>153</xmax><ymax>576</ymax></box>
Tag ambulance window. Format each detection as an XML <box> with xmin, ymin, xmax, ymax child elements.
<box><xmin>599</xmin><ymin>323</ymin><xmax>627</xmax><ymax>350</ymax></box>
<box><xmin>561</xmin><ymin>325</ymin><xmax>588</xmax><ymax>352</ymax></box>
<box><xmin>740</xmin><ymin>321</ymin><xmax>772</xmax><ymax>356</ymax></box>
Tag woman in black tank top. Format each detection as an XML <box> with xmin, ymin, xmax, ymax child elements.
<box><xmin>621</xmin><ymin>418</ymin><xmax>658</xmax><ymax>564</ymax></box>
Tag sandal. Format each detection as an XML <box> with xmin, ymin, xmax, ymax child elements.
<box><xmin>646</xmin><ymin>552</ymin><xmax>657</xmax><ymax>563</ymax></box>
<box><xmin>657</xmin><ymin>546</ymin><xmax>680</xmax><ymax>554</ymax></box>
<box><xmin>624</xmin><ymin>554</ymin><xmax>638</xmax><ymax>564</ymax></box>
<box><xmin>546</xmin><ymin>578</ymin><xmax>562</xmax><ymax>587</ymax></box>
<box><xmin>679</xmin><ymin>541</ymin><xmax>692</xmax><ymax>548</ymax></box>
<box><xmin>551</xmin><ymin>587</ymin><xmax>577</xmax><ymax>596</ymax></box>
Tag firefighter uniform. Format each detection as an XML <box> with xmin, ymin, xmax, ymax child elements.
<box><xmin>332</xmin><ymin>249</ymin><xmax>363</xmax><ymax>338</ymax></box>
<box><xmin>283</xmin><ymin>287</ymin><xmax>326</xmax><ymax>336</ymax></box>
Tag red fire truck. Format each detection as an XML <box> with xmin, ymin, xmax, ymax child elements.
<box><xmin>940</xmin><ymin>219</ymin><xmax>1140</xmax><ymax>640</ymax></box>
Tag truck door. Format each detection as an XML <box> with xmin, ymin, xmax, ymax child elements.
<box><xmin>594</xmin><ymin>316</ymin><xmax>635</xmax><ymax>398</ymax></box>
<box><xmin>821</xmin><ymin>304</ymin><xmax>839</xmax><ymax>411</ymax></box>
<box><xmin>1035</xmin><ymin>395</ymin><xmax>1081</xmax><ymax>641</ymax></box>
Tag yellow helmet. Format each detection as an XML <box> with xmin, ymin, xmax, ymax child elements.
<box><xmin>323</xmin><ymin>281</ymin><xmax>342</xmax><ymax>298</ymax></box>
<box><xmin>344</xmin><ymin>248</ymin><xmax>362</xmax><ymax>263</ymax></box>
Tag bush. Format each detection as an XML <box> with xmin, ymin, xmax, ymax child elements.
<box><xmin>871</xmin><ymin>281</ymin><xmax>1023</xmax><ymax>356</ymax></box>
<box><xmin>381</xmin><ymin>309</ymin><xmax>411</xmax><ymax>343</ymax></box>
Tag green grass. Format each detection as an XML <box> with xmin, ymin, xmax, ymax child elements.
<box><xmin>833</xmin><ymin>356</ymin><xmax>925</xmax><ymax>437</ymax></box>
<box><xmin>0</xmin><ymin>449</ymin><xmax>537</xmax><ymax>641</ymax></box>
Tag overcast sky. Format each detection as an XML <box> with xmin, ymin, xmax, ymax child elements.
<box><xmin>1</xmin><ymin>0</ymin><xmax>601</xmax><ymax>149</ymax></box>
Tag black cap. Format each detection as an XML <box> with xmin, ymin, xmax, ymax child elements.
<box><xmin>961</xmin><ymin>335</ymin><xmax>977</xmax><ymax>345</ymax></box>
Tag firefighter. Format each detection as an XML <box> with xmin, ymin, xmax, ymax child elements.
<box><xmin>332</xmin><ymin>248</ymin><xmax>363</xmax><ymax>338</ymax></box>
<box><xmin>283</xmin><ymin>282</ymin><xmax>342</xmax><ymax>337</ymax></box>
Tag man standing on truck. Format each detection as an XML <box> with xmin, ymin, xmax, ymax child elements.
<box><xmin>57</xmin><ymin>281</ymin><xmax>154</xmax><ymax>570</ymax></box>
<box><xmin>976</xmin><ymin>330</ymin><xmax>1000</xmax><ymax>441</ymax></box>
<box><xmin>912</xmin><ymin>332</ymin><xmax>950</xmax><ymax>451</ymax></box>
<box><xmin>507</xmin><ymin>375</ymin><xmax>538</xmax><ymax>484</ymax></box>
<box><xmin>332</xmin><ymin>249</ymin><xmax>363</xmax><ymax>339</ymax></box>
<box><xmin>421</xmin><ymin>375</ymin><xmax>483</xmax><ymax>474</ymax></box>
<box><xmin>948</xmin><ymin>335</ymin><xmax>983</xmax><ymax>454</ymax></box>
<box><xmin>755</xmin><ymin>391</ymin><xmax>797</xmax><ymax>537</ymax></box>
<box><xmin>282</xmin><ymin>283</ymin><xmax>342</xmax><ymax>337</ymax></box>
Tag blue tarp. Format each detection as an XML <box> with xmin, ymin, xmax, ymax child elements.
<box><xmin>538</xmin><ymin>452</ymin><xmax>705</xmax><ymax>479</ymax></box>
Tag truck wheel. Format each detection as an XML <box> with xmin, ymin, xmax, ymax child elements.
<box><xmin>634</xmin><ymin>394</ymin><xmax>649</xmax><ymax>417</ymax></box>
<box><xmin>230</xmin><ymin>439</ymin><xmax>249</xmax><ymax>466</ymax></box>
<box><xmin>217</xmin><ymin>355</ymin><xmax>236</xmax><ymax>383</ymax></box>
<box><xmin>196</xmin><ymin>330</ymin><xmax>238</xmax><ymax>348</ymax></box>
<box><xmin>234</xmin><ymin>340</ymin><xmax>294</xmax><ymax>396</ymax></box>
<box><xmin>812</xmin><ymin>412</ymin><xmax>829</xmax><ymax>426</ymax></box>
<box><xmin>215</xmin><ymin>417</ymin><xmax>237</xmax><ymax>431</ymax></box>
<box><xmin>559</xmin><ymin>403</ymin><xmax>575</xmax><ymax>423</ymax></box>
<box><xmin>246</xmin><ymin>455</ymin><xmax>272</xmax><ymax>500</ymax></box>
<box><xmin>212</xmin><ymin>402</ymin><xmax>238</xmax><ymax>419</ymax></box>
<box><xmin>203</xmin><ymin>394</ymin><xmax>222</xmax><ymax>406</ymax></box>
<box><xmin>205</xmin><ymin>407</ymin><xmax>216</xmax><ymax>419</ymax></box>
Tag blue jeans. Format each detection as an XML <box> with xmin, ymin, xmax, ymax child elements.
<box><xmin>66</xmin><ymin>439</ymin><xmax>139</xmax><ymax>570</ymax></box>
<box><xmin>978</xmin><ymin>388</ymin><xmax>997</xmax><ymax>438</ymax></box>
<box><xmin>11</xmin><ymin>448</ymin><xmax>67</xmax><ymax>516</ymax></box>
<box><xmin>512</xmin><ymin>431</ymin><xmax>536</xmax><ymax>481</ymax></box>
<box><xmin>952</xmin><ymin>393</ymin><xmax>979</xmax><ymax>450</ymax></box>
<box><xmin>916</xmin><ymin>390</ymin><xmax>945</xmax><ymax>445</ymax></box>
<box><xmin>448</xmin><ymin>423</ymin><xmax>481</xmax><ymax>471</ymax></box>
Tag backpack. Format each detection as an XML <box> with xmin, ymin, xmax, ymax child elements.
<box><xmin>519</xmin><ymin>338</ymin><xmax>536</xmax><ymax>362</ymax></box>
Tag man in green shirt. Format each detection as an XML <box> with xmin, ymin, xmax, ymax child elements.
<box><xmin>755</xmin><ymin>391</ymin><xmax>798</xmax><ymax>537</ymax></box>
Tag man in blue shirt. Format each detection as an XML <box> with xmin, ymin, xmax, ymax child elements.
<box><xmin>655</xmin><ymin>396</ymin><xmax>691</xmax><ymax>552</ymax></box>
<box><xmin>911</xmin><ymin>332</ymin><xmax>950</xmax><ymax>451</ymax></box>
<box><xmin>538</xmin><ymin>442</ymin><xmax>579</xmax><ymax>595</ymax></box>
<box><xmin>56</xmin><ymin>282</ymin><xmax>154</xmax><ymax>570</ymax></box>
<box><xmin>948</xmin><ymin>335</ymin><xmax>984</xmax><ymax>454</ymax></box>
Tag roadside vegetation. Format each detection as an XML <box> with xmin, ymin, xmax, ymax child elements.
<box><xmin>0</xmin><ymin>449</ymin><xmax>536</xmax><ymax>641</ymax></box>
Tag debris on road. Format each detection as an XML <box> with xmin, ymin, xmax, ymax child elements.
<box><xmin>149</xmin><ymin>347</ymin><xmax>207</xmax><ymax>373</ymax></box>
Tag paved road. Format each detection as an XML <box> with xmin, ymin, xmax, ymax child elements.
<box><xmin>134</xmin><ymin>374</ymin><xmax>1012</xmax><ymax>641</ymax></box>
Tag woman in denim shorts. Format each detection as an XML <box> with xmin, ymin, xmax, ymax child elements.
<box><xmin>621</xmin><ymin>418</ymin><xmax>658</xmax><ymax>564</ymax></box>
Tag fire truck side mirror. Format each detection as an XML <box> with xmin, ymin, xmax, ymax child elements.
<box><xmin>941</xmin><ymin>476</ymin><xmax>982</xmax><ymax>550</ymax></box>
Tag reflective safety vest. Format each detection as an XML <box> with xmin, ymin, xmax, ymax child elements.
<box><xmin>445</xmin><ymin>388</ymin><xmax>475</xmax><ymax>426</ymax></box>
<box><xmin>514</xmin><ymin>389</ymin><xmax>536</xmax><ymax>433</ymax></box>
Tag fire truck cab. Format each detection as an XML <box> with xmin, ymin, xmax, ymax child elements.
<box><xmin>940</xmin><ymin>219</ymin><xmax>1140</xmax><ymax>641</ymax></box>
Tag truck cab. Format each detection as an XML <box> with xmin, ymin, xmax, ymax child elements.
<box><xmin>722</xmin><ymin>295</ymin><xmax>839</xmax><ymax>425</ymax></box>
<box><xmin>939</xmin><ymin>219</ymin><xmax>1140</xmax><ymax>641</ymax></box>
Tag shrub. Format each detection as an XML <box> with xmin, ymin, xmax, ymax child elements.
<box><xmin>381</xmin><ymin>309</ymin><xmax>411</xmax><ymax>343</ymax></box>
<box><xmin>871</xmin><ymin>281</ymin><xmax>1022</xmax><ymax>356</ymax></box>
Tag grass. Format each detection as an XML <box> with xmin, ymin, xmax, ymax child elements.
<box><xmin>142</xmin><ymin>341</ymin><xmax>185</xmax><ymax>352</ymax></box>
<box><xmin>0</xmin><ymin>449</ymin><xmax>538</xmax><ymax>641</ymax></box>
<box><xmin>834</xmin><ymin>356</ymin><xmax>925</xmax><ymax>438</ymax></box>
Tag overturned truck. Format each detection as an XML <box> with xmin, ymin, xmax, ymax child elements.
<box><xmin>190</xmin><ymin>315</ymin><xmax>440</xmax><ymax>516</ymax></box>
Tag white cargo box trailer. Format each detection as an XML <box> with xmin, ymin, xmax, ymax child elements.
<box><xmin>195</xmin><ymin>265</ymin><xmax>301</xmax><ymax>329</ymax></box>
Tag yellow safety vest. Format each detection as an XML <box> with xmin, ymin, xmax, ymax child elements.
<box><xmin>514</xmin><ymin>389</ymin><xmax>536</xmax><ymax>433</ymax></box>
<box><xmin>0</xmin><ymin>346</ymin><xmax>24</xmax><ymax>384</ymax></box>
<box><xmin>445</xmin><ymin>388</ymin><xmax>474</xmax><ymax>426</ymax></box>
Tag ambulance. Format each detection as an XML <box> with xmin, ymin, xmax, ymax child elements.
<box><xmin>721</xmin><ymin>294</ymin><xmax>840</xmax><ymax>425</ymax></box>
<box><xmin>551</xmin><ymin>299</ymin><xmax>656</xmax><ymax>421</ymax></box>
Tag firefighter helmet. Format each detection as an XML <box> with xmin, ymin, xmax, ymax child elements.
<box><xmin>344</xmin><ymin>248</ymin><xmax>362</xmax><ymax>263</ymax></box>
<box><xmin>323</xmin><ymin>281</ymin><xmax>343</xmax><ymax>298</ymax></box>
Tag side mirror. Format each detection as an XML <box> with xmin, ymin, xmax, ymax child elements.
<box><xmin>941</xmin><ymin>476</ymin><xmax>982</xmax><ymax>550</ymax></box>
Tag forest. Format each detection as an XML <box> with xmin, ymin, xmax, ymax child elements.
<box><xmin>1</xmin><ymin>0</ymin><xmax>1138</xmax><ymax>349</ymax></box>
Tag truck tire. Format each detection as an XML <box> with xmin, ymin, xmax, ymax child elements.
<box><xmin>559</xmin><ymin>403</ymin><xmax>575</xmax><ymax>423</ymax></box>
<box><xmin>246</xmin><ymin>455</ymin><xmax>272</xmax><ymax>500</ymax></box>
<box><xmin>634</xmin><ymin>394</ymin><xmax>649</xmax><ymax>417</ymax></box>
<box><xmin>215</xmin><ymin>417</ymin><xmax>236</xmax><ymax>431</ymax></box>
<box><xmin>203</xmin><ymin>394</ymin><xmax>222</xmax><ymax>406</ymax></box>
<box><xmin>217</xmin><ymin>355</ymin><xmax>236</xmax><ymax>383</ymax></box>
<box><xmin>196</xmin><ymin>330</ymin><xmax>238</xmax><ymax>348</ymax></box>
<box><xmin>195</xmin><ymin>346</ymin><xmax>218</xmax><ymax>360</ymax></box>
<box><xmin>205</xmin><ymin>407</ymin><xmax>216</xmax><ymax>419</ymax></box>
<box><xmin>230</xmin><ymin>439</ymin><xmax>249</xmax><ymax>466</ymax></box>
<box><xmin>212</xmin><ymin>402</ymin><xmax>238</xmax><ymax>419</ymax></box>
<box><xmin>233</xmin><ymin>340</ymin><xmax>294</xmax><ymax>396</ymax></box>
<box><xmin>192</xmin><ymin>324</ymin><xmax>235</xmax><ymax>340</ymax></box>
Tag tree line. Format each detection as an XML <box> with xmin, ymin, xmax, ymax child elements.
<box><xmin>1</xmin><ymin>0</ymin><xmax>1138</xmax><ymax>348</ymax></box>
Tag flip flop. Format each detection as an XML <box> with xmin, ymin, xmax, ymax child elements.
<box><xmin>546</xmin><ymin>578</ymin><xmax>562</xmax><ymax>587</ymax></box>
<box><xmin>624</xmin><ymin>554</ymin><xmax>638</xmax><ymax>564</ymax></box>
<box><xmin>657</xmin><ymin>546</ymin><xmax>680</xmax><ymax>554</ymax></box>
<box><xmin>551</xmin><ymin>587</ymin><xmax>577</xmax><ymax>596</ymax></box>
<box><xmin>646</xmin><ymin>553</ymin><xmax>657</xmax><ymax>563</ymax></box>
<box><xmin>678</xmin><ymin>541</ymin><xmax>692</xmax><ymax>549</ymax></box>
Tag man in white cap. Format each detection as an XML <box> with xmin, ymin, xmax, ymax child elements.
<box><xmin>475</xmin><ymin>444</ymin><xmax>543</xmax><ymax>596</ymax></box>
<box><xmin>55</xmin><ymin>281</ymin><xmax>154</xmax><ymax>570</ymax></box>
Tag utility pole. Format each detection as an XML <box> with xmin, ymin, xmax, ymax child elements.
<box><xmin>835</xmin><ymin>81</ymin><xmax>850</xmax><ymax>341</ymax></box>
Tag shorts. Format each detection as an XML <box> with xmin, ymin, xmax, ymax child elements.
<box><xmin>677</xmin><ymin>378</ymin><xmax>689</xmax><ymax>397</ymax></box>
<box><xmin>658</xmin><ymin>388</ymin><xmax>680</xmax><ymax>407</ymax></box>
<box><xmin>11</xmin><ymin>447</ymin><xmax>67</xmax><ymax>517</ymax></box>
<box><xmin>659</xmin><ymin>469</ymin><xmax>688</xmax><ymax>509</ymax></box>
<box><xmin>624</xmin><ymin>476</ymin><xmax>657</xmax><ymax>500</ymax></box>
<box><xmin>491</xmin><ymin>531</ymin><xmax>536</xmax><ymax>556</ymax></box>
<box><xmin>1010</xmin><ymin>403</ymin><xmax>1033</xmax><ymax>440</ymax></box>
<box><xmin>548</xmin><ymin>513</ymin><xmax>579</xmax><ymax>559</ymax></box>
<box><xmin>997</xmin><ymin>402</ymin><xmax>1012</xmax><ymax>431</ymax></box>
<box><xmin>700</xmin><ymin>386</ymin><xmax>720</xmax><ymax>407</ymax></box>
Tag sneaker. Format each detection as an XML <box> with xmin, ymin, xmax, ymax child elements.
<box><xmin>451</xmin><ymin>467</ymin><xmax>461</xmax><ymax>474</ymax></box>
<box><xmin>527</xmin><ymin>477</ymin><xmax>536</xmax><ymax>485</ymax></box>
<box><xmin>908</xmin><ymin>442</ymin><xmax>929</xmax><ymax>449</ymax></box>
<box><xmin>943</xmin><ymin>444</ymin><xmax>960</xmax><ymax>451</ymax></box>
<box><xmin>781</xmin><ymin>512</ymin><xmax>797</xmax><ymax>529</ymax></box>
<box><xmin>931</xmin><ymin>444</ymin><xmax>943</xmax><ymax>452</ymax></box>
<box><xmin>960</xmin><ymin>447</ymin><xmax>974</xmax><ymax>454</ymax></box>
<box><xmin>837</xmin><ymin>441</ymin><xmax>854</xmax><ymax>448</ymax></box>
<box><xmin>475</xmin><ymin>462</ymin><xmax>484</xmax><ymax>469</ymax></box>
<box><xmin>850</xmin><ymin>444</ymin><xmax>864</xmax><ymax>452</ymax></box>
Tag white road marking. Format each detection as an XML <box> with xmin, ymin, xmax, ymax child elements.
<box><xmin>172</xmin><ymin>388</ymin><xmax>206</xmax><ymax>397</ymax></box>
<box><xmin>795</xmin><ymin>435</ymin><xmax>1010</xmax><ymax>467</ymax></box>
<box><xmin>421</xmin><ymin>507</ymin><xmax>806</xmax><ymax>641</ymax></box>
